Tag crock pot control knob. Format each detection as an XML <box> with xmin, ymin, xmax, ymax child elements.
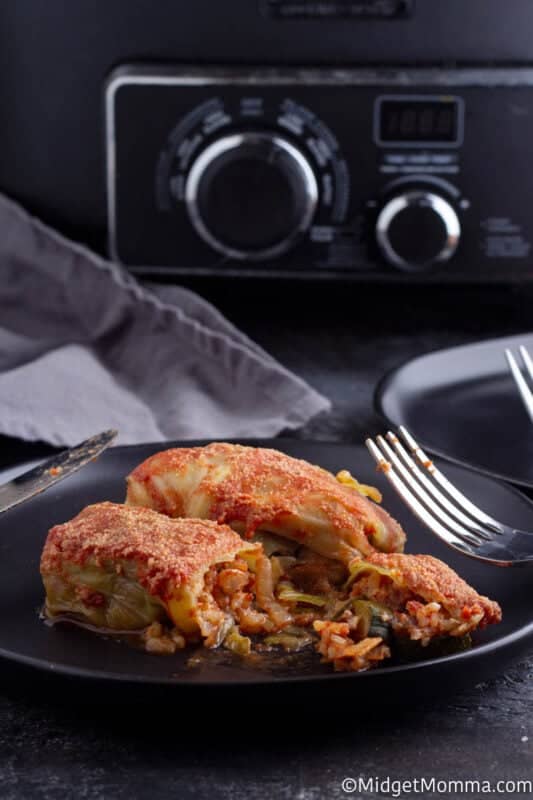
<box><xmin>184</xmin><ymin>132</ymin><xmax>318</xmax><ymax>261</ymax></box>
<box><xmin>376</xmin><ymin>191</ymin><xmax>461</xmax><ymax>271</ymax></box>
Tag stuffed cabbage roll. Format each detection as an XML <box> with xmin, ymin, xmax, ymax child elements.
<box><xmin>40</xmin><ymin>502</ymin><xmax>501</xmax><ymax>672</ymax></box>
<box><xmin>314</xmin><ymin>552</ymin><xmax>502</xmax><ymax>671</ymax></box>
<box><xmin>125</xmin><ymin>443</ymin><xmax>406</xmax><ymax>565</ymax></box>
<box><xmin>40</xmin><ymin>501</ymin><xmax>291</xmax><ymax>654</ymax></box>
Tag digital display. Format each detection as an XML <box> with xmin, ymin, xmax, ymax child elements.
<box><xmin>378</xmin><ymin>99</ymin><xmax>461</xmax><ymax>145</ymax></box>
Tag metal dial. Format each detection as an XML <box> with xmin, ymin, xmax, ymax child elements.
<box><xmin>185</xmin><ymin>132</ymin><xmax>318</xmax><ymax>261</ymax></box>
<box><xmin>376</xmin><ymin>191</ymin><xmax>461</xmax><ymax>271</ymax></box>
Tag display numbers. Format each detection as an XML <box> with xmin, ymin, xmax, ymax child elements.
<box><xmin>378</xmin><ymin>99</ymin><xmax>460</xmax><ymax>144</ymax></box>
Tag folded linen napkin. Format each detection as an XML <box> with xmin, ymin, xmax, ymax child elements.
<box><xmin>0</xmin><ymin>194</ymin><xmax>330</xmax><ymax>446</ymax></box>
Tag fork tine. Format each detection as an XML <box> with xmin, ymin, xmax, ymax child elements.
<box><xmin>365</xmin><ymin>439</ymin><xmax>478</xmax><ymax>554</ymax></box>
<box><xmin>385</xmin><ymin>431</ymin><xmax>493</xmax><ymax>540</ymax></box>
<box><xmin>398</xmin><ymin>426</ymin><xmax>505</xmax><ymax>534</ymax></box>
<box><xmin>505</xmin><ymin>348</ymin><xmax>533</xmax><ymax>424</ymax></box>
<box><xmin>375</xmin><ymin>435</ymin><xmax>485</xmax><ymax>547</ymax></box>
<box><xmin>519</xmin><ymin>345</ymin><xmax>533</xmax><ymax>383</ymax></box>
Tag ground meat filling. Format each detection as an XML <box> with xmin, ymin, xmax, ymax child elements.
<box><xmin>350</xmin><ymin>569</ymin><xmax>483</xmax><ymax>646</ymax></box>
<box><xmin>350</xmin><ymin>569</ymin><xmax>412</xmax><ymax>609</ymax></box>
<box><xmin>390</xmin><ymin>600</ymin><xmax>483</xmax><ymax>644</ymax></box>
<box><xmin>191</xmin><ymin>555</ymin><xmax>296</xmax><ymax>652</ymax></box>
<box><xmin>141</xmin><ymin>550</ymin><xmax>341</xmax><ymax>657</ymax></box>
<box><xmin>142</xmin><ymin>556</ymin><xmax>488</xmax><ymax>666</ymax></box>
<box><xmin>143</xmin><ymin>622</ymin><xmax>186</xmax><ymax>655</ymax></box>
<box><xmin>314</xmin><ymin>620</ymin><xmax>390</xmax><ymax>672</ymax></box>
<box><xmin>287</xmin><ymin>551</ymin><xmax>347</xmax><ymax>596</ymax></box>
<box><xmin>138</xmin><ymin>556</ymin><xmax>284</xmax><ymax>654</ymax></box>
<box><xmin>177</xmin><ymin>551</ymin><xmax>346</xmax><ymax>656</ymax></box>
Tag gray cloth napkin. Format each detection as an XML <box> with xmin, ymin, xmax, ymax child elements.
<box><xmin>0</xmin><ymin>193</ymin><xmax>330</xmax><ymax>446</ymax></box>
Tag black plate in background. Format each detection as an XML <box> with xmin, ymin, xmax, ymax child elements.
<box><xmin>376</xmin><ymin>332</ymin><xmax>533</xmax><ymax>489</ymax></box>
<box><xmin>0</xmin><ymin>438</ymin><xmax>532</xmax><ymax>699</ymax></box>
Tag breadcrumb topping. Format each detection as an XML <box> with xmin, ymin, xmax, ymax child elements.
<box><xmin>40</xmin><ymin>502</ymin><xmax>255</xmax><ymax>597</ymax></box>
<box><xmin>126</xmin><ymin>442</ymin><xmax>407</xmax><ymax>556</ymax></box>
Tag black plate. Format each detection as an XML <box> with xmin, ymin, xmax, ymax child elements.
<box><xmin>1</xmin><ymin>438</ymin><xmax>532</xmax><ymax>697</ymax></box>
<box><xmin>376</xmin><ymin>332</ymin><xmax>533</xmax><ymax>489</ymax></box>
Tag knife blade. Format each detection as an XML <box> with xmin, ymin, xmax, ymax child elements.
<box><xmin>0</xmin><ymin>429</ymin><xmax>118</xmax><ymax>514</ymax></box>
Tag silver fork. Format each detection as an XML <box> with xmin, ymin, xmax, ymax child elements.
<box><xmin>505</xmin><ymin>345</ymin><xmax>533</xmax><ymax>424</ymax></box>
<box><xmin>365</xmin><ymin>426</ymin><xmax>533</xmax><ymax>567</ymax></box>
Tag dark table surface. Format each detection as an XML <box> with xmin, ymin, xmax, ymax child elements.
<box><xmin>1</xmin><ymin>281</ymin><xmax>533</xmax><ymax>799</ymax></box>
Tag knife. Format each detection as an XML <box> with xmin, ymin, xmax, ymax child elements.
<box><xmin>0</xmin><ymin>429</ymin><xmax>118</xmax><ymax>514</ymax></box>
